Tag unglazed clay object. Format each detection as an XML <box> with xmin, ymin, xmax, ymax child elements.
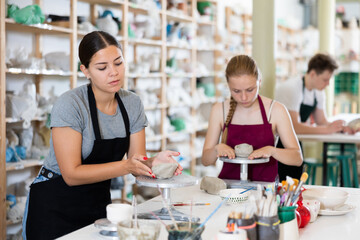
<box><xmin>152</xmin><ymin>163</ymin><xmax>178</xmax><ymax>179</ymax></box>
<box><xmin>234</xmin><ymin>143</ymin><xmax>253</xmax><ymax>157</ymax></box>
<box><xmin>117</xmin><ymin>220</ymin><xmax>160</xmax><ymax>240</ymax></box>
<box><xmin>348</xmin><ymin>118</ymin><xmax>360</xmax><ymax>131</ymax></box>
<box><xmin>200</xmin><ymin>176</ymin><xmax>226</xmax><ymax>195</ymax></box>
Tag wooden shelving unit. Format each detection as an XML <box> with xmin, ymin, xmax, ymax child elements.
<box><xmin>276</xmin><ymin>25</ymin><xmax>304</xmax><ymax>82</ymax></box>
<box><xmin>0</xmin><ymin>0</ymin><xmax>221</xmax><ymax>237</ymax></box>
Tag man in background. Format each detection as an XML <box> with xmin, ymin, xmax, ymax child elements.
<box><xmin>274</xmin><ymin>53</ymin><xmax>347</xmax><ymax>180</ymax></box>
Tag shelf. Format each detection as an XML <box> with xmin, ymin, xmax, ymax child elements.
<box><xmin>78</xmin><ymin>0</ymin><xmax>124</xmax><ymax>6</ymax></box>
<box><xmin>168</xmin><ymin>103</ymin><xmax>191</xmax><ymax>108</ymax></box>
<box><xmin>5</xmin><ymin>18</ymin><xmax>72</xmax><ymax>35</ymax></box>
<box><xmin>197</xmin><ymin>47</ymin><xmax>217</xmax><ymax>52</ymax></box>
<box><xmin>146</xmin><ymin>135</ymin><xmax>164</xmax><ymax>142</ymax></box>
<box><xmin>128</xmin><ymin>72</ymin><xmax>163</xmax><ymax>78</ymax></box>
<box><xmin>197</xmin><ymin>20</ymin><xmax>215</xmax><ymax>26</ymax></box>
<box><xmin>166</xmin><ymin>43</ymin><xmax>193</xmax><ymax>50</ymax></box>
<box><xmin>6</xmin><ymin>219</ymin><xmax>22</xmax><ymax>226</ymax></box>
<box><xmin>128</xmin><ymin>38</ymin><xmax>162</xmax><ymax>46</ymax></box>
<box><xmin>197</xmin><ymin>72</ymin><xmax>216</xmax><ymax>78</ymax></box>
<box><xmin>166</xmin><ymin>11</ymin><xmax>193</xmax><ymax>23</ymax></box>
<box><xmin>6</xmin><ymin>68</ymin><xmax>73</xmax><ymax>76</ymax></box>
<box><xmin>144</xmin><ymin>104</ymin><xmax>167</xmax><ymax>111</ymax></box>
<box><xmin>196</xmin><ymin>123</ymin><xmax>209</xmax><ymax>132</ymax></box>
<box><xmin>166</xmin><ymin>73</ymin><xmax>193</xmax><ymax>78</ymax></box>
<box><xmin>166</xmin><ymin>130</ymin><xmax>192</xmax><ymax>138</ymax></box>
<box><xmin>128</xmin><ymin>3</ymin><xmax>159</xmax><ymax>15</ymax></box>
<box><xmin>6</xmin><ymin>116</ymin><xmax>47</xmax><ymax>123</ymax></box>
<box><xmin>6</xmin><ymin>159</ymin><xmax>44</xmax><ymax>171</ymax></box>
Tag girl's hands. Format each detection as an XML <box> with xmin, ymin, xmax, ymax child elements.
<box><xmin>153</xmin><ymin>151</ymin><xmax>183</xmax><ymax>176</ymax></box>
<box><xmin>124</xmin><ymin>153</ymin><xmax>155</xmax><ymax>178</ymax></box>
<box><xmin>215</xmin><ymin>143</ymin><xmax>236</xmax><ymax>159</ymax></box>
<box><xmin>248</xmin><ymin>146</ymin><xmax>274</xmax><ymax>160</ymax></box>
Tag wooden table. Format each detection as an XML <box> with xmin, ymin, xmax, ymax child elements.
<box><xmin>297</xmin><ymin>133</ymin><xmax>360</xmax><ymax>186</ymax></box>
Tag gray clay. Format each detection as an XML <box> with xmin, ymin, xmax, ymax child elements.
<box><xmin>348</xmin><ymin>118</ymin><xmax>360</xmax><ymax>131</ymax></box>
<box><xmin>234</xmin><ymin>143</ymin><xmax>253</xmax><ymax>157</ymax></box>
<box><xmin>200</xmin><ymin>176</ymin><xmax>226</xmax><ymax>195</ymax></box>
<box><xmin>152</xmin><ymin>163</ymin><xmax>178</xmax><ymax>179</ymax></box>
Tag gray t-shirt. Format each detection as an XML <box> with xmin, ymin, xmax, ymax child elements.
<box><xmin>43</xmin><ymin>84</ymin><xmax>148</xmax><ymax>174</ymax></box>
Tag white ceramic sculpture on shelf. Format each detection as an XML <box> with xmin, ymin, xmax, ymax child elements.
<box><xmin>96</xmin><ymin>15</ymin><xmax>119</xmax><ymax>37</ymax></box>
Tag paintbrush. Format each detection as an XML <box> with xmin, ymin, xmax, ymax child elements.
<box><xmin>274</xmin><ymin>174</ymin><xmax>280</xmax><ymax>194</ymax></box>
<box><xmin>157</xmin><ymin>185</ymin><xmax>179</xmax><ymax>230</ymax></box>
<box><xmin>149</xmin><ymin>211</ymin><xmax>167</xmax><ymax>228</ymax></box>
<box><xmin>132</xmin><ymin>196</ymin><xmax>138</xmax><ymax>229</ymax></box>
<box><xmin>240</xmin><ymin>186</ymin><xmax>255</xmax><ymax>195</ymax></box>
<box><xmin>199</xmin><ymin>194</ymin><xmax>230</xmax><ymax>229</ymax></box>
<box><xmin>173</xmin><ymin>203</ymin><xmax>210</xmax><ymax>206</ymax></box>
<box><xmin>292</xmin><ymin>172</ymin><xmax>309</xmax><ymax>204</ymax></box>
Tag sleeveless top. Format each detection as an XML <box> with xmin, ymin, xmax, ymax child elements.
<box><xmin>218</xmin><ymin>95</ymin><xmax>277</xmax><ymax>182</ymax></box>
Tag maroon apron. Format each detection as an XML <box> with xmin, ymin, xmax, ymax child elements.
<box><xmin>25</xmin><ymin>84</ymin><xmax>130</xmax><ymax>239</ymax></box>
<box><xmin>218</xmin><ymin>96</ymin><xmax>277</xmax><ymax>182</ymax></box>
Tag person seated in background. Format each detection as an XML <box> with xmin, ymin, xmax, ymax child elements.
<box><xmin>274</xmin><ymin>53</ymin><xmax>352</xmax><ymax>181</ymax></box>
<box><xmin>201</xmin><ymin>55</ymin><xmax>303</xmax><ymax>182</ymax></box>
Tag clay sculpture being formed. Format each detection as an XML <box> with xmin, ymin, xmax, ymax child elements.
<box><xmin>200</xmin><ymin>176</ymin><xmax>227</xmax><ymax>195</ymax></box>
<box><xmin>348</xmin><ymin>118</ymin><xmax>360</xmax><ymax>132</ymax></box>
<box><xmin>234</xmin><ymin>143</ymin><xmax>253</xmax><ymax>157</ymax></box>
<box><xmin>151</xmin><ymin>163</ymin><xmax>178</xmax><ymax>179</ymax></box>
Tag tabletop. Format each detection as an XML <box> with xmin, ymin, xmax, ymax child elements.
<box><xmin>297</xmin><ymin>133</ymin><xmax>360</xmax><ymax>143</ymax></box>
<box><xmin>58</xmin><ymin>183</ymin><xmax>360</xmax><ymax>240</ymax></box>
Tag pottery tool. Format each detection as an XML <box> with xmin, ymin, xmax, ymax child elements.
<box><xmin>240</xmin><ymin>186</ymin><xmax>255</xmax><ymax>195</ymax></box>
<box><xmin>173</xmin><ymin>203</ymin><xmax>210</xmax><ymax>206</ymax></box>
<box><xmin>285</xmin><ymin>184</ymin><xmax>297</xmax><ymax>206</ymax></box>
<box><xmin>188</xmin><ymin>199</ymin><xmax>193</xmax><ymax>231</ymax></box>
<box><xmin>157</xmin><ymin>185</ymin><xmax>179</xmax><ymax>230</ymax></box>
<box><xmin>149</xmin><ymin>211</ymin><xmax>167</xmax><ymax>228</ymax></box>
<box><xmin>132</xmin><ymin>196</ymin><xmax>138</xmax><ymax>229</ymax></box>
<box><xmin>292</xmin><ymin>172</ymin><xmax>308</xmax><ymax>202</ymax></box>
<box><xmin>198</xmin><ymin>194</ymin><xmax>230</xmax><ymax>229</ymax></box>
<box><xmin>274</xmin><ymin>174</ymin><xmax>280</xmax><ymax>194</ymax></box>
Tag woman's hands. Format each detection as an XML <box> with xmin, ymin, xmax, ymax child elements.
<box><xmin>215</xmin><ymin>144</ymin><xmax>274</xmax><ymax>160</ymax></box>
<box><xmin>215</xmin><ymin>143</ymin><xmax>236</xmax><ymax>159</ymax></box>
<box><xmin>126</xmin><ymin>151</ymin><xmax>183</xmax><ymax>178</ymax></box>
<box><xmin>152</xmin><ymin>151</ymin><xmax>183</xmax><ymax>176</ymax></box>
<box><xmin>124</xmin><ymin>153</ymin><xmax>155</xmax><ymax>178</ymax></box>
<box><xmin>248</xmin><ymin>146</ymin><xmax>274</xmax><ymax>160</ymax></box>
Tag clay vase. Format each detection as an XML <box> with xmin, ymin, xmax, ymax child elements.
<box><xmin>296</xmin><ymin>202</ymin><xmax>311</xmax><ymax>228</ymax></box>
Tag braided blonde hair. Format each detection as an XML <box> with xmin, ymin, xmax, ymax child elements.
<box><xmin>221</xmin><ymin>55</ymin><xmax>260</xmax><ymax>144</ymax></box>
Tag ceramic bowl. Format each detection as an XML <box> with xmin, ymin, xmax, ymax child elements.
<box><xmin>117</xmin><ymin>220</ymin><xmax>160</xmax><ymax>240</ymax></box>
<box><xmin>302</xmin><ymin>188</ymin><xmax>348</xmax><ymax>210</ymax></box>
<box><xmin>219</xmin><ymin>188</ymin><xmax>250</xmax><ymax>204</ymax></box>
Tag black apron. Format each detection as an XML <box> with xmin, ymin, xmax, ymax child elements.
<box><xmin>26</xmin><ymin>84</ymin><xmax>130</xmax><ymax>240</ymax></box>
<box><xmin>277</xmin><ymin>77</ymin><xmax>317</xmax><ymax>181</ymax></box>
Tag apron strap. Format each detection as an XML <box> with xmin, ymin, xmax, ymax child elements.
<box><xmin>115</xmin><ymin>92</ymin><xmax>130</xmax><ymax>138</ymax></box>
<box><xmin>87</xmin><ymin>84</ymin><xmax>131</xmax><ymax>140</ymax></box>
<box><xmin>258</xmin><ymin>95</ymin><xmax>269</xmax><ymax>124</ymax></box>
<box><xmin>87</xmin><ymin>84</ymin><xmax>101</xmax><ymax>140</ymax></box>
<box><xmin>302</xmin><ymin>77</ymin><xmax>317</xmax><ymax>106</ymax></box>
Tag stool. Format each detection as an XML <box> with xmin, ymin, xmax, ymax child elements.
<box><xmin>327</xmin><ymin>143</ymin><xmax>357</xmax><ymax>158</ymax></box>
<box><xmin>304</xmin><ymin>158</ymin><xmax>339</xmax><ymax>186</ymax></box>
<box><xmin>335</xmin><ymin>155</ymin><xmax>359</xmax><ymax>188</ymax></box>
